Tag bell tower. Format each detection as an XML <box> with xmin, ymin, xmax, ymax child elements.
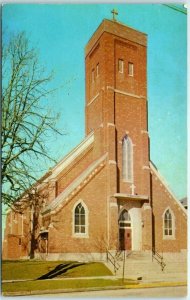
<box><xmin>85</xmin><ymin>17</ymin><xmax>150</xmax><ymax>198</ymax></box>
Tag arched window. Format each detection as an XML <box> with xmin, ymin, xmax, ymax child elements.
<box><xmin>119</xmin><ymin>209</ymin><xmax>131</xmax><ymax>228</ymax></box>
<box><xmin>163</xmin><ymin>208</ymin><xmax>175</xmax><ymax>238</ymax></box>
<box><xmin>122</xmin><ymin>136</ymin><xmax>133</xmax><ymax>182</ymax></box>
<box><xmin>74</xmin><ymin>203</ymin><xmax>86</xmax><ymax>234</ymax></box>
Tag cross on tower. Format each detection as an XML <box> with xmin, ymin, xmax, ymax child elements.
<box><xmin>111</xmin><ymin>9</ymin><xmax>118</xmax><ymax>21</ymax></box>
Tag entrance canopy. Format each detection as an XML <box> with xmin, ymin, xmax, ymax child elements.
<box><xmin>114</xmin><ymin>193</ymin><xmax>149</xmax><ymax>202</ymax></box>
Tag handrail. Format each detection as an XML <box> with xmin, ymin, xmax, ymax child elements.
<box><xmin>152</xmin><ymin>247</ymin><xmax>166</xmax><ymax>271</ymax></box>
<box><xmin>107</xmin><ymin>250</ymin><xmax>120</xmax><ymax>275</ymax></box>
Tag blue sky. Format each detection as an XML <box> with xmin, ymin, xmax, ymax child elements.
<box><xmin>2</xmin><ymin>3</ymin><xmax>187</xmax><ymax>200</ymax></box>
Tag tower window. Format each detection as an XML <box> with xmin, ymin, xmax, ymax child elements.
<box><xmin>92</xmin><ymin>69</ymin><xmax>95</xmax><ymax>83</ymax></box>
<box><xmin>122</xmin><ymin>135</ymin><xmax>133</xmax><ymax>182</ymax></box>
<box><xmin>96</xmin><ymin>63</ymin><xmax>99</xmax><ymax>77</ymax></box>
<box><xmin>118</xmin><ymin>59</ymin><xmax>124</xmax><ymax>73</ymax></box>
<box><xmin>128</xmin><ymin>62</ymin><xmax>134</xmax><ymax>76</ymax></box>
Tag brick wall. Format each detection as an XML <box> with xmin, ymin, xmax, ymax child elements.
<box><xmin>47</xmin><ymin>165</ymin><xmax>108</xmax><ymax>254</ymax></box>
<box><xmin>151</xmin><ymin>169</ymin><xmax>187</xmax><ymax>252</ymax></box>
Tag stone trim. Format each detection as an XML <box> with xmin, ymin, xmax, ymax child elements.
<box><xmin>114</xmin><ymin>193</ymin><xmax>149</xmax><ymax>201</ymax></box>
<box><xmin>141</xmin><ymin>130</ymin><xmax>149</xmax><ymax>134</ymax></box>
<box><xmin>142</xmin><ymin>166</ymin><xmax>150</xmax><ymax>170</ymax></box>
<box><xmin>87</xmin><ymin>93</ymin><xmax>100</xmax><ymax>107</ymax></box>
<box><xmin>150</xmin><ymin>161</ymin><xmax>187</xmax><ymax>215</ymax></box>
<box><xmin>42</xmin><ymin>153</ymin><xmax>108</xmax><ymax>215</ymax></box>
<box><xmin>107</xmin><ymin>86</ymin><xmax>146</xmax><ymax>99</ymax></box>
<box><xmin>47</xmin><ymin>132</ymin><xmax>94</xmax><ymax>180</ymax></box>
<box><xmin>109</xmin><ymin>160</ymin><xmax>117</xmax><ymax>165</ymax></box>
<box><xmin>110</xmin><ymin>202</ymin><xmax>118</xmax><ymax>207</ymax></box>
<box><xmin>107</xmin><ymin>123</ymin><xmax>115</xmax><ymax>127</ymax></box>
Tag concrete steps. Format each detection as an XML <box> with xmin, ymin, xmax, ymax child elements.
<box><xmin>105</xmin><ymin>251</ymin><xmax>187</xmax><ymax>282</ymax></box>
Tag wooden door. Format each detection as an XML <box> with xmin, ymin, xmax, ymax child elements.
<box><xmin>119</xmin><ymin>228</ymin><xmax>132</xmax><ymax>250</ymax></box>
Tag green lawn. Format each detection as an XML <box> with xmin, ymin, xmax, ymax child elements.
<box><xmin>2</xmin><ymin>260</ymin><xmax>138</xmax><ymax>295</ymax></box>
<box><xmin>2</xmin><ymin>260</ymin><xmax>112</xmax><ymax>280</ymax></box>
<box><xmin>2</xmin><ymin>278</ymin><xmax>136</xmax><ymax>294</ymax></box>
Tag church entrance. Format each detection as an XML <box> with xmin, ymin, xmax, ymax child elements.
<box><xmin>119</xmin><ymin>209</ymin><xmax>132</xmax><ymax>251</ymax></box>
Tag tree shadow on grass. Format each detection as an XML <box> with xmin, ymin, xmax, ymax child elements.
<box><xmin>37</xmin><ymin>262</ymin><xmax>85</xmax><ymax>280</ymax></box>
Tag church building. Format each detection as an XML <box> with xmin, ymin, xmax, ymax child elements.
<box><xmin>3</xmin><ymin>17</ymin><xmax>187</xmax><ymax>264</ymax></box>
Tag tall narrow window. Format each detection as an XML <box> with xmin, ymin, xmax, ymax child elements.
<box><xmin>128</xmin><ymin>62</ymin><xmax>134</xmax><ymax>76</ymax></box>
<box><xmin>122</xmin><ymin>136</ymin><xmax>133</xmax><ymax>182</ymax></box>
<box><xmin>163</xmin><ymin>209</ymin><xmax>174</xmax><ymax>237</ymax></box>
<box><xmin>74</xmin><ymin>203</ymin><xmax>86</xmax><ymax>234</ymax></box>
<box><xmin>118</xmin><ymin>59</ymin><xmax>124</xmax><ymax>73</ymax></box>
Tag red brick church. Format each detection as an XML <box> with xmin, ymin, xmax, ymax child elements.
<box><xmin>3</xmin><ymin>17</ymin><xmax>187</xmax><ymax>263</ymax></box>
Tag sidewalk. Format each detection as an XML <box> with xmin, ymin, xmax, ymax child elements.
<box><xmin>2</xmin><ymin>275</ymin><xmax>116</xmax><ymax>283</ymax></box>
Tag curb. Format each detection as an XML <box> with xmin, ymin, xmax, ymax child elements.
<box><xmin>2</xmin><ymin>281</ymin><xmax>187</xmax><ymax>296</ymax></box>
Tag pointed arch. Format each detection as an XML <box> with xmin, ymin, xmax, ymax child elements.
<box><xmin>122</xmin><ymin>135</ymin><xmax>133</xmax><ymax>182</ymax></box>
<box><xmin>162</xmin><ymin>207</ymin><xmax>175</xmax><ymax>239</ymax></box>
<box><xmin>72</xmin><ymin>200</ymin><xmax>89</xmax><ymax>237</ymax></box>
<box><xmin>119</xmin><ymin>209</ymin><xmax>131</xmax><ymax>228</ymax></box>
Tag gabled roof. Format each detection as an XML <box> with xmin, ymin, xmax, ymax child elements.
<box><xmin>36</xmin><ymin>132</ymin><xmax>95</xmax><ymax>194</ymax></box>
<box><xmin>150</xmin><ymin>161</ymin><xmax>187</xmax><ymax>215</ymax></box>
<box><xmin>42</xmin><ymin>152</ymin><xmax>108</xmax><ymax>215</ymax></box>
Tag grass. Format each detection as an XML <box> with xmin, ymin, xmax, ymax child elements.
<box><xmin>2</xmin><ymin>260</ymin><xmax>138</xmax><ymax>295</ymax></box>
<box><xmin>2</xmin><ymin>278</ymin><xmax>136</xmax><ymax>294</ymax></box>
<box><xmin>2</xmin><ymin>260</ymin><xmax>112</xmax><ymax>281</ymax></box>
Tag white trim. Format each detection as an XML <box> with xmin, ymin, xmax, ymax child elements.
<box><xmin>110</xmin><ymin>202</ymin><xmax>118</xmax><ymax>207</ymax></box>
<box><xmin>109</xmin><ymin>160</ymin><xmax>117</xmax><ymax>165</ymax></box>
<box><xmin>107</xmin><ymin>123</ymin><xmax>115</xmax><ymax>127</ymax></box>
<box><xmin>72</xmin><ymin>200</ymin><xmax>89</xmax><ymax>238</ymax></box>
<box><xmin>106</xmin><ymin>86</ymin><xmax>146</xmax><ymax>99</ymax></box>
<box><xmin>42</xmin><ymin>153</ymin><xmax>107</xmax><ymax>214</ymax></box>
<box><xmin>87</xmin><ymin>93</ymin><xmax>100</xmax><ymax>107</ymax></box>
<box><xmin>141</xmin><ymin>130</ymin><xmax>149</xmax><ymax>134</ymax></box>
<box><xmin>150</xmin><ymin>162</ymin><xmax>187</xmax><ymax>215</ymax></box>
<box><xmin>142</xmin><ymin>166</ymin><xmax>150</xmax><ymax>170</ymax></box>
<box><xmin>114</xmin><ymin>193</ymin><xmax>149</xmax><ymax>201</ymax></box>
<box><xmin>47</xmin><ymin>132</ymin><xmax>94</xmax><ymax>180</ymax></box>
<box><xmin>162</xmin><ymin>207</ymin><xmax>176</xmax><ymax>240</ymax></box>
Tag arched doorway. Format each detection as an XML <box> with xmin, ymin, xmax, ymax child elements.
<box><xmin>119</xmin><ymin>209</ymin><xmax>132</xmax><ymax>250</ymax></box>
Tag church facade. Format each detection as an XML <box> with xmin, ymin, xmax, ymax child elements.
<box><xmin>3</xmin><ymin>19</ymin><xmax>187</xmax><ymax>261</ymax></box>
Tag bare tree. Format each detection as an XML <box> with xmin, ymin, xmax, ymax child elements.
<box><xmin>2</xmin><ymin>32</ymin><xmax>62</xmax><ymax>207</ymax></box>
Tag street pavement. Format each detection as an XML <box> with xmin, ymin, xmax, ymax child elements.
<box><xmin>34</xmin><ymin>286</ymin><xmax>187</xmax><ymax>298</ymax></box>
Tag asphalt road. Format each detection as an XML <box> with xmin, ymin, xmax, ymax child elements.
<box><xmin>36</xmin><ymin>286</ymin><xmax>187</xmax><ymax>298</ymax></box>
